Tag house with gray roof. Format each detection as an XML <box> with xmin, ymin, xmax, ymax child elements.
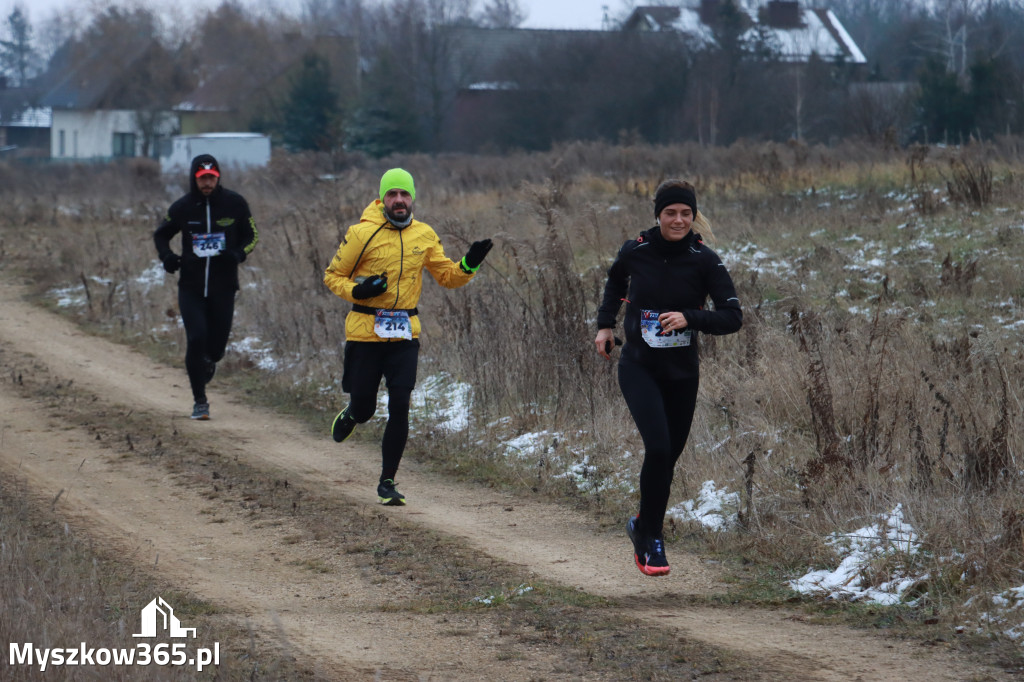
<box><xmin>39</xmin><ymin>34</ymin><xmax>181</xmax><ymax>161</ymax></box>
<box><xmin>173</xmin><ymin>35</ymin><xmax>358</xmax><ymax>136</ymax></box>
<box><xmin>623</xmin><ymin>0</ymin><xmax>866</xmax><ymax>65</ymax></box>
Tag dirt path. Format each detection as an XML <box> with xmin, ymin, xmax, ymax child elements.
<box><xmin>0</xmin><ymin>279</ymin><xmax>995</xmax><ymax>681</ymax></box>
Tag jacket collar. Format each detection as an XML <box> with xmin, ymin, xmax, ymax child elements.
<box><xmin>645</xmin><ymin>225</ymin><xmax>698</xmax><ymax>252</ymax></box>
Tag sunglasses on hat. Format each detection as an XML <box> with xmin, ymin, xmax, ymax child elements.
<box><xmin>195</xmin><ymin>162</ymin><xmax>220</xmax><ymax>178</ymax></box>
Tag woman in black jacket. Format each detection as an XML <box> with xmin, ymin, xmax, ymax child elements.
<box><xmin>595</xmin><ymin>179</ymin><xmax>742</xmax><ymax>576</ymax></box>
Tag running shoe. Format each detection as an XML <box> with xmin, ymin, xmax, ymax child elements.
<box><xmin>640</xmin><ymin>537</ymin><xmax>670</xmax><ymax>576</ymax></box>
<box><xmin>331</xmin><ymin>406</ymin><xmax>356</xmax><ymax>443</ymax></box>
<box><xmin>376</xmin><ymin>479</ymin><xmax>406</xmax><ymax>506</ymax></box>
<box><xmin>627</xmin><ymin>515</ymin><xmax>670</xmax><ymax>576</ymax></box>
<box><xmin>190</xmin><ymin>402</ymin><xmax>210</xmax><ymax>420</ymax></box>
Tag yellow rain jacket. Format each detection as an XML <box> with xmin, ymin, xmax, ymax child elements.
<box><xmin>324</xmin><ymin>200</ymin><xmax>475</xmax><ymax>342</ymax></box>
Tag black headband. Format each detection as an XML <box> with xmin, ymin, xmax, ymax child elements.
<box><xmin>654</xmin><ymin>185</ymin><xmax>697</xmax><ymax>218</ymax></box>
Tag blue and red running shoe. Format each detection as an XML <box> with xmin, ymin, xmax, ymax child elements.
<box><xmin>626</xmin><ymin>515</ymin><xmax>670</xmax><ymax>576</ymax></box>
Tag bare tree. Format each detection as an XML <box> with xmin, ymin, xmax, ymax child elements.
<box><xmin>478</xmin><ymin>0</ymin><xmax>527</xmax><ymax>28</ymax></box>
<box><xmin>934</xmin><ymin>0</ymin><xmax>978</xmax><ymax>79</ymax></box>
<box><xmin>35</xmin><ymin>8</ymin><xmax>81</xmax><ymax>68</ymax></box>
<box><xmin>844</xmin><ymin>82</ymin><xmax>918</xmax><ymax>144</ymax></box>
<box><xmin>301</xmin><ymin>0</ymin><xmax>367</xmax><ymax>37</ymax></box>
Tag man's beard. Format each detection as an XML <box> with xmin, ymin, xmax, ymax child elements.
<box><xmin>385</xmin><ymin>205</ymin><xmax>413</xmax><ymax>228</ymax></box>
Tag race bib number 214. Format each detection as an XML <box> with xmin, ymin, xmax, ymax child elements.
<box><xmin>373</xmin><ymin>310</ymin><xmax>412</xmax><ymax>340</ymax></box>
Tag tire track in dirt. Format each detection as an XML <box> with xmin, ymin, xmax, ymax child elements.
<box><xmin>0</xmin><ymin>280</ymin><xmax>996</xmax><ymax>681</ymax></box>
<box><xmin>0</xmin><ymin>378</ymin><xmax>577</xmax><ymax>681</ymax></box>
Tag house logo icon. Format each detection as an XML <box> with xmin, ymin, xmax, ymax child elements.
<box><xmin>132</xmin><ymin>597</ymin><xmax>197</xmax><ymax>638</ymax></box>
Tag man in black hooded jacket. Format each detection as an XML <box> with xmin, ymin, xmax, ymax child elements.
<box><xmin>154</xmin><ymin>154</ymin><xmax>259</xmax><ymax>420</ymax></box>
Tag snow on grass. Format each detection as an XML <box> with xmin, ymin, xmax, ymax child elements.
<box><xmin>53</xmin><ymin>262</ymin><xmax>166</xmax><ymax>309</ymax></box>
<box><xmin>492</xmin><ymin>429</ymin><xmax>634</xmax><ymax>493</ymax></box>
<box><xmin>135</xmin><ymin>260</ymin><xmax>168</xmax><ymax>292</ymax></box>
<box><xmin>227</xmin><ymin>336</ymin><xmax>279</xmax><ymax>371</ymax></box>
<box><xmin>51</xmin><ymin>274</ymin><xmax>113</xmax><ymax>308</ymax></box>
<box><xmin>668</xmin><ymin>480</ymin><xmax>740</xmax><ymax>530</ymax></box>
<box><xmin>499</xmin><ymin>430</ymin><xmax>560</xmax><ymax>460</ymax></box>
<box><xmin>972</xmin><ymin>586</ymin><xmax>1024</xmax><ymax>641</ymax></box>
<box><xmin>789</xmin><ymin>504</ymin><xmax>926</xmax><ymax>605</ymax></box>
<box><xmin>374</xmin><ymin>373</ymin><xmax>474</xmax><ymax>434</ymax></box>
<box><xmin>52</xmin><ymin>284</ymin><xmax>87</xmax><ymax>308</ymax></box>
<box><xmin>552</xmin><ymin>451</ymin><xmax>633</xmax><ymax>493</ymax></box>
<box><xmin>412</xmin><ymin>373</ymin><xmax>472</xmax><ymax>432</ymax></box>
<box><xmin>720</xmin><ymin>243</ymin><xmax>796</xmax><ymax>278</ymax></box>
<box><xmin>471</xmin><ymin>583</ymin><xmax>533</xmax><ymax>606</ymax></box>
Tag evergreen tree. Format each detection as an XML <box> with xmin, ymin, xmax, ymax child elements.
<box><xmin>915</xmin><ymin>57</ymin><xmax>973</xmax><ymax>143</ymax></box>
<box><xmin>346</xmin><ymin>50</ymin><xmax>420</xmax><ymax>157</ymax></box>
<box><xmin>281</xmin><ymin>52</ymin><xmax>342</xmax><ymax>151</ymax></box>
<box><xmin>0</xmin><ymin>6</ymin><xmax>37</xmax><ymax>87</ymax></box>
<box><xmin>969</xmin><ymin>56</ymin><xmax>1018</xmax><ymax>137</ymax></box>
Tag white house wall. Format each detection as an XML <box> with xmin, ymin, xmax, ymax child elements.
<box><xmin>49</xmin><ymin>109</ymin><xmax>177</xmax><ymax>160</ymax></box>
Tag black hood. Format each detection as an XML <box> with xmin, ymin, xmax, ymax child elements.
<box><xmin>189</xmin><ymin>154</ymin><xmax>222</xmax><ymax>197</ymax></box>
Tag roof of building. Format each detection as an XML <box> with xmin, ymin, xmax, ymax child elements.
<box><xmin>40</xmin><ymin>35</ymin><xmax>155</xmax><ymax>109</ymax></box>
<box><xmin>0</xmin><ymin>106</ymin><xmax>52</xmax><ymax>127</ymax></box>
<box><xmin>625</xmin><ymin>3</ymin><xmax>866</xmax><ymax>64</ymax></box>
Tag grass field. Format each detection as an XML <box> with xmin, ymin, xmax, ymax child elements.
<box><xmin>2</xmin><ymin>137</ymin><xmax>1024</xmax><ymax>669</ymax></box>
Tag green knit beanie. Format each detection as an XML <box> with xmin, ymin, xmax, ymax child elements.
<box><xmin>379</xmin><ymin>168</ymin><xmax>416</xmax><ymax>202</ymax></box>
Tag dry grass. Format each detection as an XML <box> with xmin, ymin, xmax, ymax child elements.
<box><xmin>3</xmin><ymin>139</ymin><xmax>1024</xmax><ymax>663</ymax></box>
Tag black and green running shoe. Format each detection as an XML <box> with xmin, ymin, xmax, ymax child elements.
<box><xmin>331</xmin><ymin>406</ymin><xmax>356</xmax><ymax>443</ymax></box>
<box><xmin>376</xmin><ymin>479</ymin><xmax>406</xmax><ymax>506</ymax></box>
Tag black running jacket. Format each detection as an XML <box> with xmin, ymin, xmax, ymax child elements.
<box><xmin>154</xmin><ymin>160</ymin><xmax>259</xmax><ymax>296</ymax></box>
<box><xmin>597</xmin><ymin>226</ymin><xmax>742</xmax><ymax>379</ymax></box>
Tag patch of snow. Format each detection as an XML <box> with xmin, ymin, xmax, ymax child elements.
<box><xmin>668</xmin><ymin>480</ymin><xmax>740</xmax><ymax>531</ymax></box>
<box><xmin>789</xmin><ymin>504</ymin><xmax>925</xmax><ymax>605</ymax></box>
<box><xmin>227</xmin><ymin>336</ymin><xmax>278</xmax><ymax>371</ymax></box>
<box><xmin>500</xmin><ymin>430</ymin><xmax>559</xmax><ymax>460</ymax></box>
<box><xmin>410</xmin><ymin>373</ymin><xmax>473</xmax><ymax>433</ymax></box>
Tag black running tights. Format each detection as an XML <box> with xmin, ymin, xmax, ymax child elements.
<box><xmin>618</xmin><ymin>359</ymin><xmax>700</xmax><ymax>539</ymax></box>
<box><xmin>178</xmin><ymin>286</ymin><xmax>235</xmax><ymax>404</ymax></box>
<box><xmin>343</xmin><ymin>340</ymin><xmax>418</xmax><ymax>482</ymax></box>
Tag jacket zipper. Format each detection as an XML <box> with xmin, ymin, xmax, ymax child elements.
<box><xmin>393</xmin><ymin>229</ymin><xmax>404</xmax><ymax>310</ymax></box>
<box><xmin>203</xmin><ymin>198</ymin><xmax>211</xmax><ymax>298</ymax></box>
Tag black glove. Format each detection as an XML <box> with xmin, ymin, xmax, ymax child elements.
<box><xmin>461</xmin><ymin>238</ymin><xmax>493</xmax><ymax>273</ymax></box>
<box><xmin>228</xmin><ymin>248</ymin><xmax>246</xmax><ymax>264</ymax></box>
<box><xmin>162</xmin><ymin>253</ymin><xmax>181</xmax><ymax>274</ymax></box>
<box><xmin>352</xmin><ymin>273</ymin><xmax>388</xmax><ymax>300</ymax></box>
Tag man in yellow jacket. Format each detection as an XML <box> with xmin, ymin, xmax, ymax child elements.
<box><xmin>324</xmin><ymin>168</ymin><xmax>492</xmax><ymax>505</ymax></box>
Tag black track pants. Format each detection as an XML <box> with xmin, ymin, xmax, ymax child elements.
<box><xmin>178</xmin><ymin>286</ymin><xmax>235</xmax><ymax>404</ymax></box>
<box><xmin>618</xmin><ymin>358</ymin><xmax>700</xmax><ymax>539</ymax></box>
<box><xmin>342</xmin><ymin>339</ymin><xmax>419</xmax><ymax>482</ymax></box>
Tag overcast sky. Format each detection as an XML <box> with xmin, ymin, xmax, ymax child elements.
<box><xmin>4</xmin><ymin>0</ymin><xmax>620</xmax><ymax>31</ymax></box>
